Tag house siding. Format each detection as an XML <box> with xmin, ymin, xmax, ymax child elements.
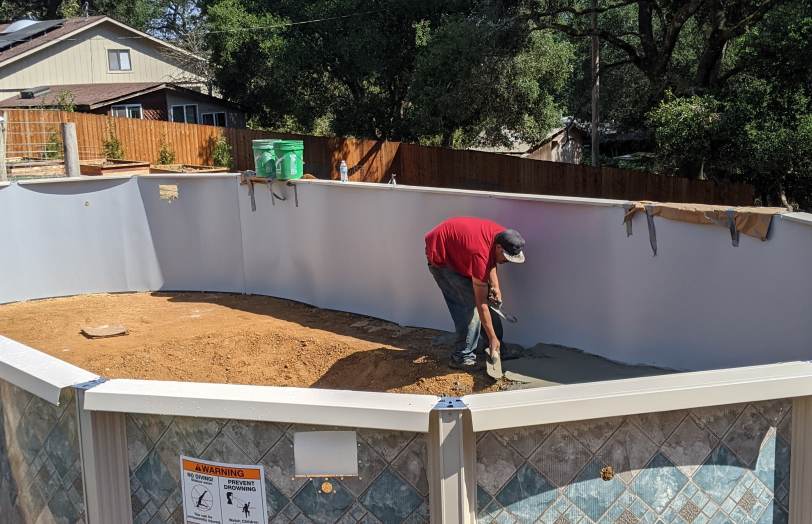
<box><xmin>165</xmin><ymin>91</ymin><xmax>246</xmax><ymax>128</ymax></box>
<box><xmin>0</xmin><ymin>21</ymin><xmax>201</xmax><ymax>91</ymax></box>
<box><xmin>91</xmin><ymin>90</ymin><xmax>168</xmax><ymax>120</ymax></box>
<box><xmin>527</xmin><ymin>130</ymin><xmax>584</xmax><ymax>164</ymax></box>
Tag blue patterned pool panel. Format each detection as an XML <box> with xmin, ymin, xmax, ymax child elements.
<box><xmin>126</xmin><ymin>415</ymin><xmax>430</xmax><ymax>524</ymax></box>
<box><xmin>0</xmin><ymin>379</ymin><xmax>85</xmax><ymax>524</ymax></box>
<box><xmin>476</xmin><ymin>400</ymin><xmax>792</xmax><ymax>524</ymax></box>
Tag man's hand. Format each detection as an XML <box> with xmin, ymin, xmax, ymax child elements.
<box><xmin>488</xmin><ymin>287</ymin><xmax>502</xmax><ymax>306</ymax></box>
<box><xmin>488</xmin><ymin>338</ymin><xmax>501</xmax><ymax>356</ymax></box>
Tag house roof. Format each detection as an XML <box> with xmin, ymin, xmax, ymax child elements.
<box><xmin>0</xmin><ymin>83</ymin><xmax>243</xmax><ymax>111</ymax></box>
<box><xmin>471</xmin><ymin>122</ymin><xmax>587</xmax><ymax>156</ymax></box>
<box><xmin>0</xmin><ymin>16</ymin><xmax>201</xmax><ymax>68</ymax></box>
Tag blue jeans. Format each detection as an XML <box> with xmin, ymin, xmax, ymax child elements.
<box><xmin>428</xmin><ymin>262</ymin><xmax>503</xmax><ymax>364</ymax></box>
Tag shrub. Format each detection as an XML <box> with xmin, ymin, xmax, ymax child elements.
<box><xmin>44</xmin><ymin>125</ymin><xmax>62</xmax><ymax>160</ymax></box>
<box><xmin>211</xmin><ymin>130</ymin><xmax>234</xmax><ymax>170</ymax></box>
<box><xmin>156</xmin><ymin>136</ymin><xmax>177</xmax><ymax>165</ymax></box>
<box><xmin>101</xmin><ymin>119</ymin><xmax>125</xmax><ymax>160</ymax></box>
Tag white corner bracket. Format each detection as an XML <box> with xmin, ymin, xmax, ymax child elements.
<box><xmin>74</xmin><ymin>379</ymin><xmax>133</xmax><ymax>524</ymax></box>
<box><xmin>428</xmin><ymin>397</ymin><xmax>475</xmax><ymax>524</ymax></box>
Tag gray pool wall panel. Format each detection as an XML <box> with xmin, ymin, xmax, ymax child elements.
<box><xmin>0</xmin><ymin>379</ymin><xmax>85</xmax><ymax>524</ymax></box>
<box><xmin>475</xmin><ymin>399</ymin><xmax>792</xmax><ymax>524</ymax></box>
<box><xmin>125</xmin><ymin>413</ymin><xmax>429</xmax><ymax>524</ymax></box>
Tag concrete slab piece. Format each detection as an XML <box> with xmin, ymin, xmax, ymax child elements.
<box><xmin>503</xmin><ymin>343</ymin><xmax>677</xmax><ymax>389</ymax></box>
<box><xmin>81</xmin><ymin>325</ymin><xmax>129</xmax><ymax>338</ymax></box>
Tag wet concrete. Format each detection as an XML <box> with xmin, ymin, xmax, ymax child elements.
<box><xmin>502</xmin><ymin>343</ymin><xmax>679</xmax><ymax>389</ymax></box>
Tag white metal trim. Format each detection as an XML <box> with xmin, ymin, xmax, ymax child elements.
<box><xmin>287</xmin><ymin>179</ymin><xmax>625</xmax><ymax>207</ymax></box>
<box><xmin>138</xmin><ymin>173</ymin><xmax>239</xmax><ymax>180</ymax></box>
<box><xmin>83</xmin><ymin>379</ymin><xmax>438</xmax><ymax>432</ymax></box>
<box><xmin>16</xmin><ymin>175</ymin><xmax>134</xmax><ymax>185</ymax></box>
<box><xmin>463</xmin><ymin>361</ymin><xmax>812</xmax><ymax>431</ymax></box>
<box><xmin>782</xmin><ymin>212</ymin><xmax>812</xmax><ymax>226</ymax></box>
<box><xmin>0</xmin><ymin>335</ymin><xmax>99</xmax><ymax>404</ymax></box>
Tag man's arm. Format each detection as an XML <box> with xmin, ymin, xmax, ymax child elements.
<box><xmin>473</xmin><ymin>278</ymin><xmax>501</xmax><ymax>356</ymax></box>
<box><xmin>487</xmin><ymin>266</ymin><xmax>501</xmax><ymax>304</ymax></box>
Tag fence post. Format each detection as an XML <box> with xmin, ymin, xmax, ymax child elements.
<box><xmin>428</xmin><ymin>398</ymin><xmax>476</xmax><ymax>524</ymax></box>
<box><xmin>75</xmin><ymin>383</ymin><xmax>134</xmax><ymax>524</ymax></box>
<box><xmin>0</xmin><ymin>112</ymin><xmax>7</xmax><ymax>182</ymax></box>
<box><xmin>62</xmin><ymin>122</ymin><xmax>80</xmax><ymax>177</ymax></box>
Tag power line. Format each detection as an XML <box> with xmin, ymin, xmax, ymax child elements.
<box><xmin>200</xmin><ymin>10</ymin><xmax>384</xmax><ymax>35</ymax></box>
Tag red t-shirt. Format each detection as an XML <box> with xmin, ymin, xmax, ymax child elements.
<box><xmin>425</xmin><ymin>217</ymin><xmax>505</xmax><ymax>282</ymax></box>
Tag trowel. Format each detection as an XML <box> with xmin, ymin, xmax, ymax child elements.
<box><xmin>486</xmin><ymin>348</ymin><xmax>503</xmax><ymax>379</ymax></box>
<box><xmin>489</xmin><ymin>303</ymin><xmax>517</xmax><ymax>323</ymax></box>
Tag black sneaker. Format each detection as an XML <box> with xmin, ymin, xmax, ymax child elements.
<box><xmin>448</xmin><ymin>359</ymin><xmax>481</xmax><ymax>372</ymax></box>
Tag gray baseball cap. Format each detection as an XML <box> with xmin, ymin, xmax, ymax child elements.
<box><xmin>495</xmin><ymin>229</ymin><xmax>526</xmax><ymax>263</ymax></box>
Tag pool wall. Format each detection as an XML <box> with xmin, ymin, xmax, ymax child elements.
<box><xmin>0</xmin><ymin>380</ymin><xmax>84</xmax><ymax>524</ymax></box>
<box><xmin>1</xmin><ymin>175</ymin><xmax>811</xmax><ymax>369</ymax></box>
<box><xmin>126</xmin><ymin>415</ymin><xmax>429</xmax><ymax>524</ymax></box>
<box><xmin>475</xmin><ymin>400</ymin><xmax>792</xmax><ymax>524</ymax></box>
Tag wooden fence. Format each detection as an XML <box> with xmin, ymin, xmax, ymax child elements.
<box><xmin>3</xmin><ymin>109</ymin><xmax>754</xmax><ymax>205</ymax></box>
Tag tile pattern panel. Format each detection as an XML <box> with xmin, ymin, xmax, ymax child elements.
<box><xmin>0</xmin><ymin>379</ymin><xmax>85</xmax><ymax>524</ymax></box>
<box><xmin>126</xmin><ymin>415</ymin><xmax>430</xmax><ymax>524</ymax></box>
<box><xmin>477</xmin><ymin>400</ymin><xmax>792</xmax><ymax>524</ymax></box>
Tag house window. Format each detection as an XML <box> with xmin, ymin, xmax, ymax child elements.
<box><xmin>171</xmin><ymin>104</ymin><xmax>198</xmax><ymax>124</ymax></box>
<box><xmin>108</xmin><ymin>50</ymin><xmax>132</xmax><ymax>71</ymax></box>
<box><xmin>201</xmin><ymin>112</ymin><xmax>227</xmax><ymax>127</ymax></box>
<box><xmin>111</xmin><ymin>104</ymin><xmax>142</xmax><ymax>119</ymax></box>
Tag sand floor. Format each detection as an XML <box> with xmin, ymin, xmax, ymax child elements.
<box><xmin>0</xmin><ymin>292</ymin><xmax>676</xmax><ymax>396</ymax></box>
<box><xmin>0</xmin><ymin>292</ymin><xmax>506</xmax><ymax>396</ymax></box>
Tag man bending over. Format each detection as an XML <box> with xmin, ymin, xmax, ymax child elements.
<box><xmin>425</xmin><ymin>217</ymin><xmax>526</xmax><ymax>371</ymax></box>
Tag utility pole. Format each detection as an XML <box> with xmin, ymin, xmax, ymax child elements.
<box><xmin>591</xmin><ymin>0</ymin><xmax>600</xmax><ymax>167</ymax></box>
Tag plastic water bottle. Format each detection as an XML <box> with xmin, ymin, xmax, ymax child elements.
<box><xmin>339</xmin><ymin>160</ymin><xmax>348</xmax><ymax>183</ymax></box>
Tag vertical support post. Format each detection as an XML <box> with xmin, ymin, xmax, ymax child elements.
<box><xmin>429</xmin><ymin>398</ymin><xmax>475</xmax><ymax>524</ymax></box>
<box><xmin>75</xmin><ymin>384</ymin><xmax>133</xmax><ymax>524</ymax></box>
<box><xmin>590</xmin><ymin>0</ymin><xmax>600</xmax><ymax>167</ymax></box>
<box><xmin>0</xmin><ymin>112</ymin><xmax>7</xmax><ymax>182</ymax></box>
<box><xmin>62</xmin><ymin>122</ymin><xmax>80</xmax><ymax>177</ymax></box>
<box><xmin>790</xmin><ymin>396</ymin><xmax>812</xmax><ymax>524</ymax></box>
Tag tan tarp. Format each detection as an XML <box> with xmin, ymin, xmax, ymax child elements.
<box><xmin>623</xmin><ymin>202</ymin><xmax>787</xmax><ymax>241</ymax></box>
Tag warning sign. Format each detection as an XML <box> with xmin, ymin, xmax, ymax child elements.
<box><xmin>180</xmin><ymin>456</ymin><xmax>268</xmax><ymax>524</ymax></box>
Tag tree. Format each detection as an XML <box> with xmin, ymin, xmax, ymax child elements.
<box><xmin>205</xmin><ymin>0</ymin><xmax>572</xmax><ymax>144</ymax></box>
<box><xmin>647</xmin><ymin>1</ymin><xmax>812</xmax><ymax>207</ymax></box>
<box><xmin>525</xmin><ymin>0</ymin><xmax>787</xmax><ymax>95</ymax></box>
<box><xmin>408</xmin><ymin>17</ymin><xmax>571</xmax><ymax>147</ymax></box>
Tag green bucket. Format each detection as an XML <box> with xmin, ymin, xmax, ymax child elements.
<box><xmin>273</xmin><ymin>140</ymin><xmax>304</xmax><ymax>180</ymax></box>
<box><xmin>252</xmin><ymin>139</ymin><xmax>277</xmax><ymax>177</ymax></box>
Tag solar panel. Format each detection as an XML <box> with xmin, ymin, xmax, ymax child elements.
<box><xmin>0</xmin><ymin>20</ymin><xmax>64</xmax><ymax>51</ymax></box>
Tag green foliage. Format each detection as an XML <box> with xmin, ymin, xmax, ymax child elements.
<box><xmin>643</xmin><ymin>1</ymin><xmax>812</xmax><ymax>208</ymax></box>
<box><xmin>54</xmin><ymin>91</ymin><xmax>76</xmax><ymax>112</ymax></box>
<box><xmin>156</xmin><ymin>136</ymin><xmax>177</xmax><ymax>165</ymax></box>
<box><xmin>205</xmin><ymin>0</ymin><xmax>572</xmax><ymax>145</ymax></box>
<box><xmin>34</xmin><ymin>90</ymin><xmax>76</xmax><ymax>112</ymax></box>
<box><xmin>102</xmin><ymin>119</ymin><xmax>126</xmax><ymax>160</ymax></box>
<box><xmin>211</xmin><ymin>131</ymin><xmax>234</xmax><ymax>170</ymax></box>
<box><xmin>647</xmin><ymin>93</ymin><xmax>722</xmax><ymax>178</ymax></box>
<box><xmin>57</xmin><ymin>0</ymin><xmax>81</xmax><ymax>18</ymax></box>
<box><xmin>44</xmin><ymin>126</ymin><xmax>62</xmax><ymax>160</ymax></box>
<box><xmin>408</xmin><ymin>18</ymin><xmax>571</xmax><ymax>147</ymax></box>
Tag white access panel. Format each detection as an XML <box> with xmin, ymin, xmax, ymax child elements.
<box><xmin>294</xmin><ymin>431</ymin><xmax>359</xmax><ymax>477</ymax></box>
